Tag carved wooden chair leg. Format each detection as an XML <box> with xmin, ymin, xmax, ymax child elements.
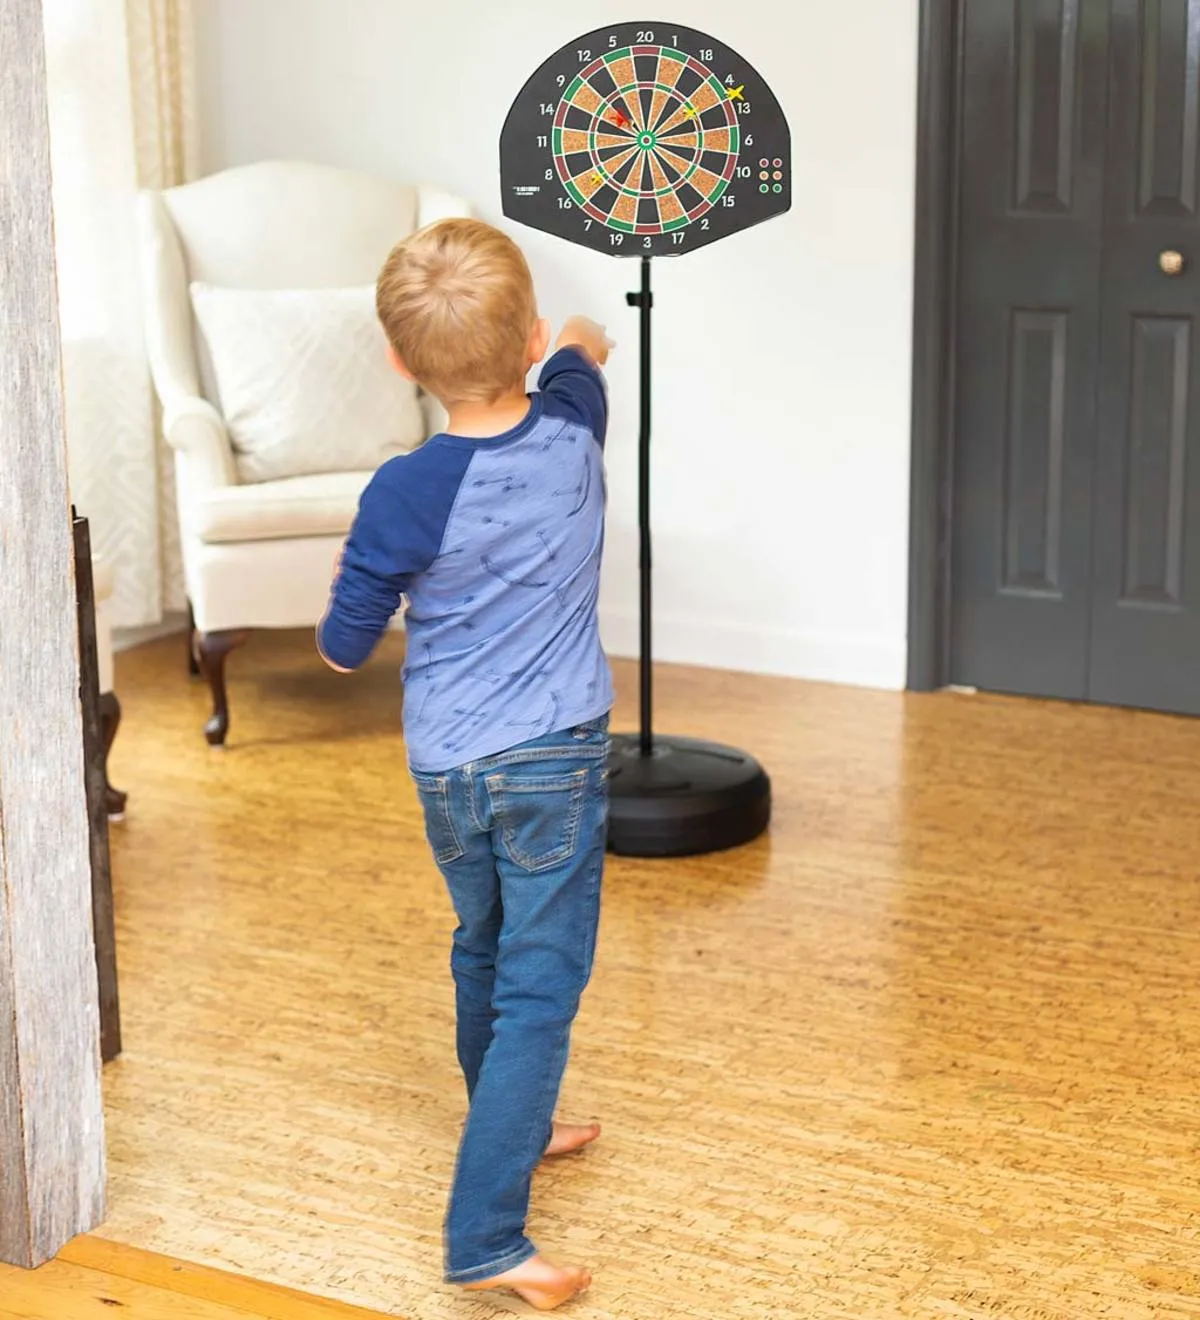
<box><xmin>186</xmin><ymin>601</ymin><xmax>200</xmax><ymax>677</ymax></box>
<box><xmin>97</xmin><ymin>691</ymin><xmax>128</xmax><ymax>818</ymax></box>
<box><xmin>195</xmin><ymin>630</ymin><xmax>250</xmax><ymax>747</ymax></box>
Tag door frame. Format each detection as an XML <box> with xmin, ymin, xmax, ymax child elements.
<box><xmin>907</xmin><ymin>0</ymin><xmax>961</xmax><ymax>690</ymax></box>
<box><xmin>0</xmin><ymin>0</ymin><xmax>107</xmax><ymax>1268</ymax></box>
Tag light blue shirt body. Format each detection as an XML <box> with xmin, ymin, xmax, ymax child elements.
<box><xmin>319</xmin><ymin>348</ymin><xmax>613</xmax><ymax>771</ymax></box>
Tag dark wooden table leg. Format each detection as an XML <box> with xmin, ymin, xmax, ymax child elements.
<box><xmin>196</xmin><ymin>630</ymin><xmax>250</xmax><ymax>746</ymax></box>
<box><xmin>186</xmin><ymin>600</ymin><xmax>200</xmax><ymax>677</ymax></box>
<box><xmin>97</xmin><ymin>690</ymin><xmax>127</xmax><ymax>818</ymax></box>
<box><xmin>73</xmin><ymin>514</ymin><xmax>121</xmax><ymax>1063</ymax></box>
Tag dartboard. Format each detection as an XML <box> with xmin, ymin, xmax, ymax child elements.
<box><xmin>500</xmin><ymin>22</ymin><xmax>790</xmax><ymax>258</ymax></box>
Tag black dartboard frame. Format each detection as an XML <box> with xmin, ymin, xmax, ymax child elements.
<box><xmin>500</xmin><ymin>21</ymin><xmax>791</xmax><ymax>258</ymax></box>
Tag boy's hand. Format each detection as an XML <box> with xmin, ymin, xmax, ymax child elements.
<box><xmin>557</xmin><ymin>316</ymin><xmax>614</xmax><ymax>367</ymax></box>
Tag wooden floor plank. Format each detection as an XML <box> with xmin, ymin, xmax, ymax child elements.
<box><xmin>0</xmin><ymin>1256</ymin><xmax>275</xmax><ymax>1320</ymax></box>
<box><xmin>56</xmin><ymin>1236</ymin><xmax>386</xmax><ymax>1318</ymax></box>
<box><xmin>82</xmin><ymin>630</ymin><xmax>1200</xmax><ymax>1320</ymax></box>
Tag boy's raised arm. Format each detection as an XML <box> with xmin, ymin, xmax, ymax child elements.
<box><xmin>541</xmin><ymin>317</ymin><xmax>614</xmax><ymax>447</ymax></box>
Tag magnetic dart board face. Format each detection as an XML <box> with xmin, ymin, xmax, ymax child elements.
<box><xmin>500</xmin><ymin>22</ymin><xmax>791</xmax><ymax>258</ymax></box>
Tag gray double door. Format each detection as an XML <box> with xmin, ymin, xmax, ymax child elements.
<box><xmin>951</xmin><ymin>0</ymin><xmax>1200</xmax><ymax>714</ymax></box>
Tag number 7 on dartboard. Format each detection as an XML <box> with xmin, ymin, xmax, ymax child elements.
<box><xmin>500</xmin><ymin>21</ymin><xmax>791</xmax><ymax>258</ymax></box>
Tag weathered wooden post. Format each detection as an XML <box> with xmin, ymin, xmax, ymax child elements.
<box><xmin>0</xmin><ymin>0</ymin><xmax>107</xmax><ymax>1268</ymax></box>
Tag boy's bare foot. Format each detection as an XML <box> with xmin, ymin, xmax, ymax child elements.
<box><xmin>544</xmin><ymin>1119</ymin><xmax>601</xmax><ymax>1158</ymax></box>
<box><xmin>463</xmin><ymin>1254</ymin><xmax>592</xmax><ymax>1311</ymax></box>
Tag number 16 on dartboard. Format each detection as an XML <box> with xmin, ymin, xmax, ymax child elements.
<box><xmin>500</xmin><ymin>21</ymin><xmax>791</xmax><ymax>258</ymax></box>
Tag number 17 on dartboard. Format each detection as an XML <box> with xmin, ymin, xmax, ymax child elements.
<box><xmin>500</xmin><ymin>22</ymin><xmax>790</xmax><ymax>259</ymax></box>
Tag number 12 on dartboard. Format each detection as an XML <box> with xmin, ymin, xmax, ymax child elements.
<box><xmin>500</xmin><ymin>21</ymin><xmax>791</xmax><ymax>259</ymax></box>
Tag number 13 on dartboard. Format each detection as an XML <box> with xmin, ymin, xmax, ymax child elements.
<box><xmin>500</xmin><ymin>22</ymin><xmax>791</xmax><ymax>258</ymax></box>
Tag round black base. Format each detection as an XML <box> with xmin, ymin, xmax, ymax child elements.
<box><xmin>606</xmin><ymin>733</ymin><xmax>771</xmax><ymax>858</ymax></box>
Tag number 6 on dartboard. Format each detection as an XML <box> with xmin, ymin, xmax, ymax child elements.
<box><xmin>500</xmin><ymin>20</ymin><xmax>790</xmax><ymax>259</ymax></box>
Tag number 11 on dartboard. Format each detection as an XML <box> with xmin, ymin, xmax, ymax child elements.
<box><xmin>500</xmin><ymin>21</ymin><xmax>791</xmax><ymax>258</ymax></box>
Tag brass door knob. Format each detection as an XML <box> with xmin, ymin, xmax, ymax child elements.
<box><xmin>1160</xmin><ymin>250</ymin><xmax>1185</xmax><ymax>275</ymax></box>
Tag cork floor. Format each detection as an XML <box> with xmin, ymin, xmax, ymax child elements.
<box><xmin>98</xmin><ymin>630</ymin><xmax>1200</xmax><ymax>1319</ymax></box>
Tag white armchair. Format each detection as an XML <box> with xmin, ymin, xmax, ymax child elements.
<box><xmin>135</xmin><ymin>161</ymin><xmax>469</xmax><ymax>744</ymax></box>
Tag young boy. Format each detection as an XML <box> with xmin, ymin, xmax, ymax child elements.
<box><xmin>317</xmin><ymin>218</ymin><xmax>613</xmax><ymax>1311</ymax></box>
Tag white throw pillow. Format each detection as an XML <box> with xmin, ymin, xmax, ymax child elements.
<box><xmin>189</xmin><ymin>282</ymin><xmax>425</xmax><ymax>484</ymax></box>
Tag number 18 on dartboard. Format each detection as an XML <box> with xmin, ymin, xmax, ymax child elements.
<box><xmin>500</xmin><ymin>22</ymin><xmax>790</xmax><ymax>258</ymax></box>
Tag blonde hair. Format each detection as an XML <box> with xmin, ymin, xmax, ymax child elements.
<box><xmin>376</xmin><ymin>218</ymin><xmax>537</xmax><ymax>404</ymax></box>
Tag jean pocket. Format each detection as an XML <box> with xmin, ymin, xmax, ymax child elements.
<box><xmin>487</xmin><ymin>767</ymin><xmax>590</xmax><ymax>873</ymax></box>
<box><xmin>413</xmin><ymin>773</ymin><xmax>465</xmax><ymax>865</ymax></box>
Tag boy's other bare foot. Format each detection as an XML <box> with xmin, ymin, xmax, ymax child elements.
<box><xmin>463</xmin><ymin>1254</ymin><xmax>592</xmax><ymax>1311</ymax></box>
<box><xmin>545</xmin><ymin>1119</ymin><xmax>601</xmax><ymax>1157</ymax></box>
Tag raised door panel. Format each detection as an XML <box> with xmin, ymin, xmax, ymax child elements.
<box><xmin>950</xmin><ymin>0</ymin><xmax>1109</xmax><ymax>697</ymax></box>
<box><xmin>1089</xmin><ymin>0</ymin><xmax>1200</xmax><ymax>713</ymax></box>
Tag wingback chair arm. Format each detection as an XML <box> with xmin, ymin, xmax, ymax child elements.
<box><xmin>165</xmin><ymin>398</ymin><xmax>238</xmax><ymax>493</ymax></box>
<box><xmin>136</xmin><ymin>190</ymin><xmax>204</xmax><ymax>413</ymax></box>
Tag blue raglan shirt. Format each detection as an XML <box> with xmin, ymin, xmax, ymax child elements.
<box><xmin>318</xmin><ymin>347</ymin><xmax>613</xmax><ymax>772</ymax></box>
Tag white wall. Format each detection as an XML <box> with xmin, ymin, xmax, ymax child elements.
<box><xmin>195</xmin><ymin>1</ymin><xmax>918</xmax><ymax>689</ymax></box>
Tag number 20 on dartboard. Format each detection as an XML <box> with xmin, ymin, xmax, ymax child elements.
<box><xmin>500</xmin><ymin>21</ymin><xmax>791</xmax><ymax>258</ymax></box>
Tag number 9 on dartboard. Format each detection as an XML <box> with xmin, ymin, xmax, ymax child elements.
<box><xmin>500</xmin><ymin>21</ymin><xmax>791</xmax><ymax>258</ymax></box>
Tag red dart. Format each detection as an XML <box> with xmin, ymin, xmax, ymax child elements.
<box><xmin>609</xmin><ymin>108</ymin><xmax>631</xmax><ymax>130</ymax></box>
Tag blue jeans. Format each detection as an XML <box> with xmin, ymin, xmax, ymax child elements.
<box><xmin>412</xmin><ymin>716</ymin><xmax>610</xmax><ymax>1285</ymax></box>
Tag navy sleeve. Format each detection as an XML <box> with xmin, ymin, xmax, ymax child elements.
<box><xmin>539</xmin><ymin>346</ymin><xmax>608</xmax><ymax>447</ymax></box>
<box><xmin>317</xmin><ymin>443</ymin><xmax>472</xmax><ymax>671</ymax></box>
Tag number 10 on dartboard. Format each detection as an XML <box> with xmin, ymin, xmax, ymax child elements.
<box><xmin>500</xmin><ymin>22</ymin><xmax>791</xmax><ymax>259</ymax></box>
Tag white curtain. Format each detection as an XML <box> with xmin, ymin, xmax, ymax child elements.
<box><xmin>43</xmin><ymin>0</ymin><xmax>197</xmax><ymax>628</ymax></box>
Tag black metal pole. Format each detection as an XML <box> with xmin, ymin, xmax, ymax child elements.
<box><xmin>627</xmin><ymin>255</ymin><xmax>654</xmax><ymax>756</ymax></box>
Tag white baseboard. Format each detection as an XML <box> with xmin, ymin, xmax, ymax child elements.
<box><xmin>599</xmin><ymin>609</ymin><xmax>907</xmax><ymax>690</ymax></box>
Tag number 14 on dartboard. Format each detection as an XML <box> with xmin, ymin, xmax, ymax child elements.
<box><xmin>500</xmin><ymin>21</ymin><xmax>791</xmax><ymax>258</ymax></box>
